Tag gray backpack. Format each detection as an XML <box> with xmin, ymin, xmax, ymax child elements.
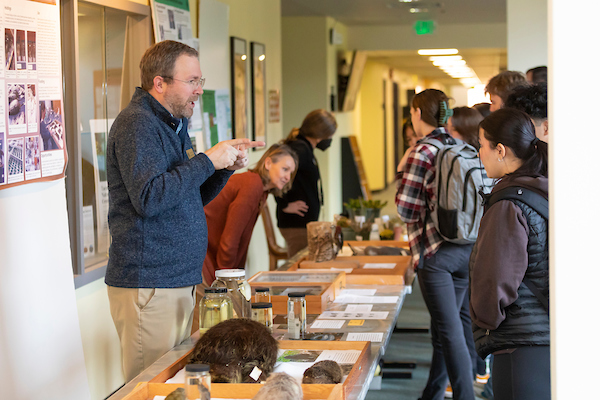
<box><xmin>422</xmin><ymin>137</ymin><xmax>494</xmax><ymax>244</ymax></box>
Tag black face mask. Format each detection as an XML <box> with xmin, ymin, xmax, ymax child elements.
<box><xmin>316</xmin><ymin>138</ymin><xmax>332</xmax><ymax>151</ymax></box>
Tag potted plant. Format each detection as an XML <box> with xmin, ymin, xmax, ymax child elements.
<box><xmin>360</xmin><ymin>199</ymin><xmax>388</xmax><ymax>221</ymax></box>
<box><xmin>343</xmin><ymin>198</ymin><xmax>363</xmax><ymax>220</ymax></box>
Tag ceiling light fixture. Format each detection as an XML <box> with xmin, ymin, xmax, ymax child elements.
<box><xmin>418</xmin><ymin>48</ymin><xmax>459</xmax><ymax>56</ymax></box>
<box><xmin>410</xmin><ymin>7</ymin><xmax>429</xmax><ymax>13</ymax></box>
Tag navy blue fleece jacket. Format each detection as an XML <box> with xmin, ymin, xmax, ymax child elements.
<box><xmin>105</xmin><ymin>87</ymin><xmax>233</xmax><ymax>288</ymax></box>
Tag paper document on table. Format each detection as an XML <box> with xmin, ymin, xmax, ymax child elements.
<box><xmin>315</xmin><ymin>349</ymin><xmax>362</xmax><ymax>364</ymax></box>
<box><xmin>362</xmin><ymin>262</ymin><xmax>396</xmax><ymax>269</ymax></box>
<box><xmin>334</xmin><ymin>295</ymin><xmax>399</xmax><ymax>304</ymax></box>
<box><xmin>311</xmin><ymin>319</ymin><xmax>345</xmax><ymax>329</ymax></box>
<box><xmin>346</xmin><ymin>332</ymin><xmax>384</xmax><ymax>342</ymax></box>
<box><xmin>319</xmin><ymin>311</ymin><xmax>389</xmax><ymax>320</ymax></box>
<box><xmin>345</xmin><ymin>304</ymin><xmax>373</xmax><ymax>312</ymax></box>
<box><xmin>340</xmin><ymin>289</ymin><xmax>377</xmax><ymax>296</ymax></box>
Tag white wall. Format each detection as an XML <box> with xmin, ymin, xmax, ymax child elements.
<box><xmin>507</xmin><ymin>0</ymin><xmax>548</xmax><ymax>71</ymax></box>
<box><xmin>550</xmin><ymin>1</ymin><xmax>599</xmax><ymax>398</ymax></box>
<box><xmin>347</xmin><ymin>22</ymin><xmax>507</xmax><ymax>51</ymax></box>
<box><xmin>0</xmin><ymin>181</ymin><xmax>90</xmax><ymax>399</ymax></box>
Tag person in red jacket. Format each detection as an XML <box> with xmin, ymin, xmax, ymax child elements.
<box><xmin>203</xmin><ymin>143</ymin><xmax>298</xmax><ymax>284</ymax></box>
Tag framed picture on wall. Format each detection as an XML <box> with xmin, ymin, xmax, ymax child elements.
<box><xmin>250</xmin><ymin>42</ymin><xmax>266</xmax><ymax>149</ymax></box>
<box><xmin>230</xmin><ymin>36</ymin><xmax>247</xmax><ymax>139</ymax></box>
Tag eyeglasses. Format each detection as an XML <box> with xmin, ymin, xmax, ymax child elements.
<box><xmin>163</xmin><ymin>76</ymin><xmax>205</xmax><ymax>89</ymax></box>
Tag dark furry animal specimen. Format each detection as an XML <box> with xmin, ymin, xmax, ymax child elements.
<box><xmin>188</xmin><ymin>318</ymin><xmax>278</xmax><ymax>383</ymax></box>
<box><xmin>302</xmin><ymin>360</ymin><xmax>343</xmax><ymax>384</ymax></box>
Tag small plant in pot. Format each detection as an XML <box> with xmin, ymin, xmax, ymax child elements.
<box><xmin>360</xmin><ymin>199</ymin><xmax>388</xmax><ymax>222</ymax></box>
<box><xmin>343</xmin><ymin>198</ymin><xmax>363</xmax><ymax>220</ymax></box>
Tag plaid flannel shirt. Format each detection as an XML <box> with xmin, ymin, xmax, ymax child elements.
<box><xmin>395</xmin><ymin>128</ymin><xmax>454</xmax><ymax>270</ymax></box>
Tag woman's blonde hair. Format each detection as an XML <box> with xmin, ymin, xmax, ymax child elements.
<box><xmin>249</xmin><ymin>143</ymin><xmax>298</xmax><ymax>197</ymax></box>
<box><xmin>285</xmin><ymin>109</ymin><xmax>337</xmax><ymax>142</ymax></box>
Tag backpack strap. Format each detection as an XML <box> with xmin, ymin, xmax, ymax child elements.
<box><xmin>487</xmin><ymin>186</ymin><xmax>548</xmax><ymax>220</ymax></box>
<box><xmin>486</xmin><ymin>186</ymin><xmax>549</xmax><ymax>314</ymax></box>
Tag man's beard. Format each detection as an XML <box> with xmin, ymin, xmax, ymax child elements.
<box><xmin>167</xmin><ymin>94</ymin><xmax>197</xmax><ymax>119</ymax></box>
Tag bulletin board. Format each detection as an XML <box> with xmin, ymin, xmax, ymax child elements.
<box><xmin>0</xmin><ymin>0</ymin><xmax>68</xmax><ymax>191</ymax></box>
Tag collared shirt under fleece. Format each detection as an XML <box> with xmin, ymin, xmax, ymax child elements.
<box><xmin>105</xmin><ymin>87</ymin><xmax>233</xmax><ymax>288</ymax></box>
<box><xmin>395</xmin><ymin>128</ymin><xmax>452</xmax><ymax>270</ymax></box>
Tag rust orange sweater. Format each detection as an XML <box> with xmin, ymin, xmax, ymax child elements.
<box><xmin>203</xmin><ymin>171</ymin><xmax>267</xmax><ymax>284</ymax></box>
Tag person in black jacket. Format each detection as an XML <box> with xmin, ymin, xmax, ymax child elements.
<box><xmin>275</xmin><ymin>109</ymin><xmax>337</xmax><ymax>257</ymax></box>
<box><xmin>471</xmin><ymin>108</ymin><xmax>549</xmax><ymax>400</ymax></box>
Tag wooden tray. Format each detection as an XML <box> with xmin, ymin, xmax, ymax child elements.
<box><xmin>121</xmin><ymin>381</ymin><xmax>343</xmax><ymax>400</ymax></box>
<box><xmin>343</xmin><ymin>240</ymin><xmax>409</xmax><ymax>248</ymax></box>
<box><xmin>293</xmin><ymin>255</ymin><xmax>412</xmax><ymax>285</ymax></box>
<box><xmin>250</xmin><ymin>284</ymin><xmax>331</xmax><ymax>315</ymax></box>
<box><xmin>128</xmin><ymin>340</ymin><xmax>371</xmax><ymax>400</ymax></box>
<box><xmin>248</xmin><ymin>271</ymin><xmax>346</xmax><ymax>315</ymax></box>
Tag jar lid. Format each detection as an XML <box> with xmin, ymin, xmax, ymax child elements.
<box><xmin>251</xmin><ymin>302</ymin><xmax>273</xmax><ymax>309</ymax></box>
<box><xmin>205</xmin><ymin>287</ymin><xmax>227</xmax><ymax>293</ymax></box>
<box><xmin>287</xmin><ymin>292</ymin><xmax>306</xmax><ymax>298</ymax></box>
<box><xmin>255</xmin><ymin>287</ymin><xmax>270</xmax><ymax>293</ymax></box>
<box><xmin>215</xmin><ymin>269</ymin><xmax>246</xmax><ymax>278</ymax></box>
<box><xmin>185</xmin><ymin>363</ymin><xmax>210</xmax><ymax>372</ymax></box>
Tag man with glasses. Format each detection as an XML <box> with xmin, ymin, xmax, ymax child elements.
<box><xmin>105</xmin><ymin>40</ymin><xmax>263</xmax><ymax>381</ymax></box>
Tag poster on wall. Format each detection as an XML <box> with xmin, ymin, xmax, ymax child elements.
<box><xmin>0</xmin><ymin>0</ymin><xmax>68</xmax><ymax>191</ymax></box>
<box><xmin>201</xmin><ymin>89</ymin><xmax>232</xmax><ymax>149</ymax></box>
<box><xmin>149</xmin><ymin>0</ymin><xmax>194</xmax><ymax>45</ymax></box>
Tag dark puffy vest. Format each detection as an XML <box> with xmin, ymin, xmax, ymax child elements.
<box><xmin>470</xmin><ymin>197</ymin><xmax>550</xmax><ymax>358</ymax></box>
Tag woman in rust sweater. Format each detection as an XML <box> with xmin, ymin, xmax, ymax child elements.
<box><xmin>202</xmin><ymin>144</ymin><xmax>298</xmax><ymax>284</ymax></box>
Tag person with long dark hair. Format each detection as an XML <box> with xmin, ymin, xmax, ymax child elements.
<box><xmin>470</xmin><ymin>108</ymin><xmax>549</xmax><ymax>400</ymax></box>
<box><xmin>275</xmin><ymin>109</ymin><xmax>337</xmax><ymax>257</ymax></box>
<box><xmin>396</xmin><ymin>89</ymin><xmax>475</xmax><ymax>400</ymax></box>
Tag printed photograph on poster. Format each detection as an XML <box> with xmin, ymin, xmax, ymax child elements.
<box><xmin>39</xmin><ymin>99</ymin><xmax>64</xmax><ymax>150</ymax></box>
<box><xmin>7</xmin><ymin>137</ymin><xmax>24</xmax><ymax>184</ymax></box>
<box><xmin>16</xmin><ymin>30</ymin><xmax>26</xmax><ymax>70</ymax></box>
<box><xmin>0</xmin><ymin>136</ymin><xmax>5</xmax><ymax>184</ymax></box>
<box><xmin>251</xmin><ymin>42</ymin><xmax>266</xmax><ymax>149</ymax></box>
<box><xmin>230</xmin><ymin>37</ymin><xmax>247</xmax><ymax>139</ymax></box>
<box><xmin>27</xmin><ymin>31</ymin><xmax>36</xmax><ymax>71</ymax></box>
<box><xmin>27</xmin><ymin>84</ymin><xmax>37</xmax><ymax>132</ymax></box>
<box><xmin>5</xmin><ymin>29</ymin><xmax>15</xmax><ymax>70</ymax></box>
<box><xmin>25</xmin><ymin>136</ymin><xmax>41</xmax><ymax>180</ymax></box>
<box><xmin>7</xmin><ymin>84</ymin><xmax>26</xmax><ymax>134</ymax></box>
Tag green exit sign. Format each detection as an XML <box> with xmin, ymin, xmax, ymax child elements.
<box><xmin>414</xmin><ymin>20</ymin><xmax>436</xmax><ymax>35</ymax></box>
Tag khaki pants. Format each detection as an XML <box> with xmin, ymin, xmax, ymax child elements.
<box><xmin>107</xmin><ymin>285</ymin><xmax>196</xmax><ymax>382</ymax></box>
<box><xmin>279</xmin><ymin>227</ymin><xmax>308</xmax><ymax>258</ymax></box>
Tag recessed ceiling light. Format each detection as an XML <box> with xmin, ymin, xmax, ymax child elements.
<box><xmin>410</xmin><ymin>7</ymin><xmax>428</xmax><ymax>13</ymax></box>
<box><xmin>418</xmin><ymin>49</ymin><xmax>459</xmax><ymax>56</ymax></box>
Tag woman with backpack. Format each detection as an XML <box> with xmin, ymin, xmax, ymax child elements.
<box><xmin>470</xmin><ymin>108</ymin><xmax>549</xmax><ymax>400</ymax></box>
<box><xmin>396</xmin><ymin>89</ymin><xmax>475</xmax><ymax>400</ymax></box>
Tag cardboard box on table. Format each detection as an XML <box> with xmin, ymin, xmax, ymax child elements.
<box><xmin>119</xmin><ymin>340</ymin><xmax>371</xmax><ymax>400</ymax></box>
<box><xmin>247</xmin><ymin>271</ymin><xmax>346</xmax><ymax>315</ymax></box>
